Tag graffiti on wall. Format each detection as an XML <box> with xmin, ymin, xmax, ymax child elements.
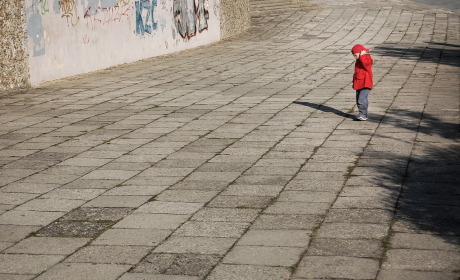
<box><xmin>59</xmin><ymin>0</ymin><xmax>80</xmax><ymax>26</ymax></box>
<box><xmin>84</xmin><ymin>3</ymin><xmax>133</xmax><ymax>30</ymax></box>
<box><xmin>172</xmin><ymin>0</ymin><xmax>209</xmax><ymax>39</ymax></box>
<box><xmin>135</xmin><ymin>0</ymin><xmax>158</xmax><ymax>35</ymax></box>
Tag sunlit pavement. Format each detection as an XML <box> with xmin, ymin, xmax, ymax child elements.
<box><xmin>0</xmin><ymin>0</ymin><xmax>459</xmax><ymax>279</ymax></box>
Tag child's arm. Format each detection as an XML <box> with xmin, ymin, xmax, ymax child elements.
<box><xmin>359</xmin><ymin>54</ymin><xmax>373</xmax><ymax>71</ymax></box>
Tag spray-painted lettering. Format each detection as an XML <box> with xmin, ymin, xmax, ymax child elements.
<box><xmin>135</xmin><ymin>0</ymin><xmax>158</xmax><ymax>35</ymax></box>
<box><xmin>84</xmin><ymin>4</ymin><xmax>133</xmax><ymax>30</ymax></box>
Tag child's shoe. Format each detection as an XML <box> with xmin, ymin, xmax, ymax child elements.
<box><xmin>357</xmin><ymin>116</ymin><xmax>368</xmax><ymax>121</ymax></box>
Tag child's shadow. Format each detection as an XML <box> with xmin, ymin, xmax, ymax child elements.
<box><xmin>293</xmin><ymin>101</ymin><xmax>356</xmax><ymax>120</ymax></box>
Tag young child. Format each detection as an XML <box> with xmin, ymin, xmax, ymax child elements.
<box><xmin>351</xmin><ymin>44</ymin><xmax>373</xmax><ymax>121</ymax></box>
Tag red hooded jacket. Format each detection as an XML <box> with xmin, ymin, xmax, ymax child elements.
<box><xmin>353</xmin><ymin>54</ymin><xmax>373</xmax><ymax>90</ymax></box>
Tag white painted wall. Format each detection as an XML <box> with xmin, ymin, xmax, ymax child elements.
<box><xmin>25</xmin><ymin>0</ymin><xmax>221</xmax><ymax>85</ymax></box>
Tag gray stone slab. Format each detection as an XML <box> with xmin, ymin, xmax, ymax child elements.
<box><xmin>307</xmin><ymin>238</ymin><xmax>383</xmax><ymax>258</ymax></box>
<box><xmin>38</xmin><ymin>221</ymin><xmax>112</xmax><ymax>238</ymax></box>
<box><xmin>220</xmin><ymin>185</ymin><xmax>283</xmax><ymax>197</ymax></box>
<box><xmin>207</xmin><ymin>264</ymin><xmax>291</xmax><ymax>280</ymax></box>
<box><xmin>63</xmin><ymin>179</ymin><xmax>123</xmax><ymax>189</ymax></box>
<box><xmin>39</xmin><ymin>188</ymin><xmax>106</xmax><ymax>200</ymax></box>
<box><xmin>81</xmin><ymin>170</ymin><xmax>140</xmax><ymax>180</ymax></box>
<box><xmin>154</xmin><ymin>236</ymin><xmax>237</xmax><ymax>255</ymax></box>
<box><xmin>61</xmin><ymin>207</ymin><xmax>133</xmax><ymax>221</ymax></box>
<box><xmin>34</xmin><ymin>263</ymin><xmax>130</xmax><ymax>280</ymax></box>
<box><xmin>5</xmin><ymin>237</ymin><xmax>89</xmax><ymax>255</ymax></box>
<box><xmin>104</xmin><ymin>185</ymin><xmax>169</xmax><ymax>196</ymax></box>
<box><xmin>252</xmin><ymin>214</ymin><xmax>322</xmax><ymax>230</ymax></box>
<box><xmin>15</xmin><ymin>198</ymin><xmax>86</xmax><ymax>212</ymax></box>
<box><xmin>0</xmin><ymin>182</ymin><xmax>61</xmax><ymax>194</ymax></box>
<box><xmin>207</xmin><ymin>195</ymin><xmax>272</xmax><ymax>209</ymax></box>
<box><xmin>237</xmin><ymin>230</ymin><xmax>310</xmax><ymax>247</ymax></box>
<box><xmin>391</xmin><ymin>233</ymin><xmax>460</xmax><ymax>251</ymax></box>
<box><xmin>132</xmin><ymin>253</ymin><xmax>221</xmax><ymax>277</ymax></box>
<box><xmin>113</xmin><ymin>214</ymin><xmax>189</xmax><ymax>229</ymax></box>
<box><xmin>192</xmin><ymin>208</ymin><xmax>259</xmax><ymax>222</ymax></box>
<box><xmin>264</xmin><ymin>202</ymin><xmax>331</xmax><ymax>215</ymax></box>
<box><xmin>294</xmin><ymin>256</ymin><xmax>379</xmax><ymax>279</ymax></box>
<box><xmin>0</xmin><ymin>192</ymin><xmax>39</xmax><ymax>205</ymax></box>
<box><xmin>119</xmin><ymin>273</ymin><xmax>200</xmax><ymax>280</ymax></box>
<box><xmin>83</xmin><ymin>196</ymin><xmax>151</xmax><ymax>208</ymax></box>
<box><xmin>278</xmin><ymin>191</ymin><xmax>337</xmax><ymax>203</ymax></box>
<box><xmin>377</xmin><ymin>270</ymin><xmax>459</xmax><ymax>280</ymax></box>
<box><xmin>382</xmin><ymin>249</ymin><xmax>460</xmax><ymax>271</ymax></box>
<box><xmin>222</xmin><ymin>246</ymin><xmax>304</xmax><ymax>266</ymax></box>
<box><xmin>0</xmin><ymin>225</ymin><xmax>40</xmax><ymax>242</ymax></box>
<box><xmin>0</xmin><ymin>254</ymin><xmax>65</xmax><ymax>274</ymax></box>
<box><xmin>93</xmin><ymin>229</ymin><xmax>171</xmax><ymax>246</ymax></box>
<box><xmin>156</xmin><ymin>190</ymin><xmax>219</xmax><ymax>203</ymax></box>
<box><xmin>285</xmin><ymin>180</ymin><xmax>344</xmax><ymax>192</ymax></box>
<box><xmin>135</xmin><ymin>201</ymin><xmax>204</xmax><ymax>215</ymax></box>
<box><xmin>174</xmin><ymin>221</ymin><xmax>249</xmax><ymax>238</ymax></box>
<box><xmin>0</xmin><ymin>210</ymin><xmax>65</xmax><ymax>226</ymax></box>
<box><xmin>65</xmin><ymin>245</ymin><xmax>151</xmax><ymax>264</ymax></box>
<box><xmin>0</xmin><ymin>274</ymin><xmax>34</xmax><ymax>280</ymax></box>
<box><xmin>333</xmin><ymin>196</ymin><xmax>396</xmax><ymax>210</ymax></box>
<box><xmin>318</xmin><ymin>223</ymin><xmax>389</xmax><ymax>239</ymax></box>
<box><xmin>325</xmin><ymin>209</ymin><xmax>393</xmax><ymax>224</ymax></box>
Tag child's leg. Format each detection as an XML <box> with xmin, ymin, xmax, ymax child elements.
<box><xmin>356</xmin><ymin>88</ymin><xmax>370</xmax><ymax>119</ymax></box>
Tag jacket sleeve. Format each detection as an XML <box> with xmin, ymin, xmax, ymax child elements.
<box><xmin>359</xmin><ymin>55</ymin><xmax>373</xmax><ymax>72</ymax></box>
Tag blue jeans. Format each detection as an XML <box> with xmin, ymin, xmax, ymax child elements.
<box><xmin>356</xmin><ymin>88</ymin><xmax>370</xmax><ymax>118</ymax></box>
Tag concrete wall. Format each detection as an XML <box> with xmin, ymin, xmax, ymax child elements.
<box><xmin>0</xmin><ymin>0</ymin><xmax>30</xmax><ymax>90</ymax></box>
<box><xmin>1</xmin><ymin>0</ymin><xmax>251</xmax><ymax>90</ymax></box>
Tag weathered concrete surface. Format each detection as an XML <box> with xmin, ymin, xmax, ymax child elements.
<box><xmin>0</xmin><ymin>0</ymin><xmax>459</xmax><ymax>279</ymax></box>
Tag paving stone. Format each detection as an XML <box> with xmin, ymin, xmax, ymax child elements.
<box><xmin>220</xmin><ymin>185</ymin><xmax>283</xmax><ymax>196</ymax></box>
<box><xmin>119</xmin><ymin>273</ymin><xmax>200</xmax><ymax>280</ymax></box>
<box><xmin>332</xmin><ymin>196</ymin><xmax>397</xmax><ymax>210</ymax></box>
<box><xmin>135</xmin><ymin>201</ymin><xmax>204</xmax><ymax>215</ymax></box>
<box><xmin>60</xmin><ymin>207</ymin><xmax>134</xmax><ymax>221</ymax></box>
<box><xmin>174</xmin><ymin>221</ymin><xmax>249</xmax><ymax>238</ymax></box>
<box><xmin>0</xmin><ymin>182</ymin><xmax>61</xmax><ymax>194</ymax></box>
<box><xmin>154</xmin><ymin>236</ymin><xmax>237</xmax><ymax>255</ymax></box>
<box><xmin>104</xmin><ymin>185</ymin><xmax>169</xmax><ymax>196</ymax></box>
<box><xmin>83</xmin><ymin>196</ymin><xmax>151</xmax><ymax>208</ymax></box>
<box><xmin>252</xmin><ymin>214</ymin><xmax>323</xmax><ymax>230</ymax></box>
<box><xmin>264</xmin><ymin>202</ymin><xmax>331</xmax><ymax>215</ymax></box>
<box><xmin>0</xmin><ymin>210</ymin><xmax>65</xmax><ymax>226</ymax></box>
<box><xmin>237</xmin><ymin>230</ymin><xmax>310</xmax><ymax>247</ymax></box>
<box><xmin>278</xmin><ymin>191</ymin><xmax>337</xmax><ymax>203</ymax></box>
<box><xmin>0</xmin><ymin>254</ymin><xmax>65</xmax><ymax>274</ymax></box>
<box><xmin>318</xmin><ymin>223</ymin><xmax>389</xmax><ymax>239</ymax></box>
<box><xmin>15</xmin><ymin>198</ymin><xmax>86</xmax><ymax>212</ymax></box>
<box><xmin>284</xmin><ymin>180</ymin><xmax>344</xmax><ymax>192</ymax></box>
<box><xmin>207</xmin><ymin>264</ymin><xmax>291</xmax><ymax>280</ymax></box>
<box><xmin>63</xmin><ymin>179</ymin><xmax>123</xmax><ymax>189</ymax></box>
<box><xmin>156</xmin><ymin>190</ymin><xmax>219</xmax><ymax>203</ymax></box>
<box><xmin>38</xmin><ymin>221</ymin><xmax>112</xmax><ymax>237</ymax></box>
<box><xmin>0</xmin><ymin>225</ymin><xmax>40</xmax><ymax>242</ymax></box>
<box><xmin>133</xmin><ymin>253</ymin><xmax>221</xmax><ymax>277</ymax></box>
<box><xmin>192</xmin><ymin>208</ymin><xmax>260</xmax><ymax>222</ymax></box>
<box><xmin>383</xmin><ymin>249</ymin><xmax>460</xmax><ymax>271</ymax></box>
<box><xmin>40</xmin><ymin>189</ymin><xmax>106</xmax><ymax>200</ymax></box>
<box><xmin>294</xmin><ymin>256</ymin><xmax>380</xmax><ymax>279</ymax></box>
<box><xmin>5</xmin><ymin>237</ymin><xmax>90</xmax><ymax>255</ymax></box>
<box><xmin>65</xmin><ymin>245</ymin><xmax>151</xmax><ymax>264</ymax></box>
<box><xmin>93</xmin><ymin>229</ymin><xmax>172</xmax><ymax>246</ymax></box>
<box><xmin>325</xmin><ymin>209</ymin><xmax>393</xmax><ymax>224</ymax></box>
<box><xmin>113</xmin><ymin>214</ymin><xmax>189</xmax><ymax>229</ymax></box>
<box><xmin>34</xmin><ymin>263</ymin><xmax>130</xmax><ymax>280</ymax></box>
<box><xmin>0</xmin><ymin>274</ymin><xmax>34</xmax><ymax>280</ymax></box>
<box><xmin>207</xmin><ymin>195</ymin><xmax>272</xmax><ymax>208</ymax></box>
<box><xmin>377</xmin><ymin>270</ymin><xmax>458</xmax><ymax>280</ymax></box>
<box><xmin>0</xmin><ymin>192</ymin><xmax>39</xmax><ymax>205</ymax></box>
<box><xmin>391</xmin><ymin>233</ymin><xmax>460</xmax><ymax>251</ymax></box>
<box><xmin>307</xmin><ymin>238</ymin><xmax>383</xmax><ymax>258</ymax></box>
<box><xmin>223</xmin><ymin>246</ymin><xmax>304</xmax><ymax>266</ymax></box>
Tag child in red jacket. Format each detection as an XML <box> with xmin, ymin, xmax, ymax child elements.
<box><xmin>352</xmin><ymin>44</ymin><xmax>373</xmax><ymax>121</ymax></box>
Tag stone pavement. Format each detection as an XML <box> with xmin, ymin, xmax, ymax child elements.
<box><xmin>0</xmin><ymin>0</ymin><xmax>459</xmax><ymax>278</ymax></box>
